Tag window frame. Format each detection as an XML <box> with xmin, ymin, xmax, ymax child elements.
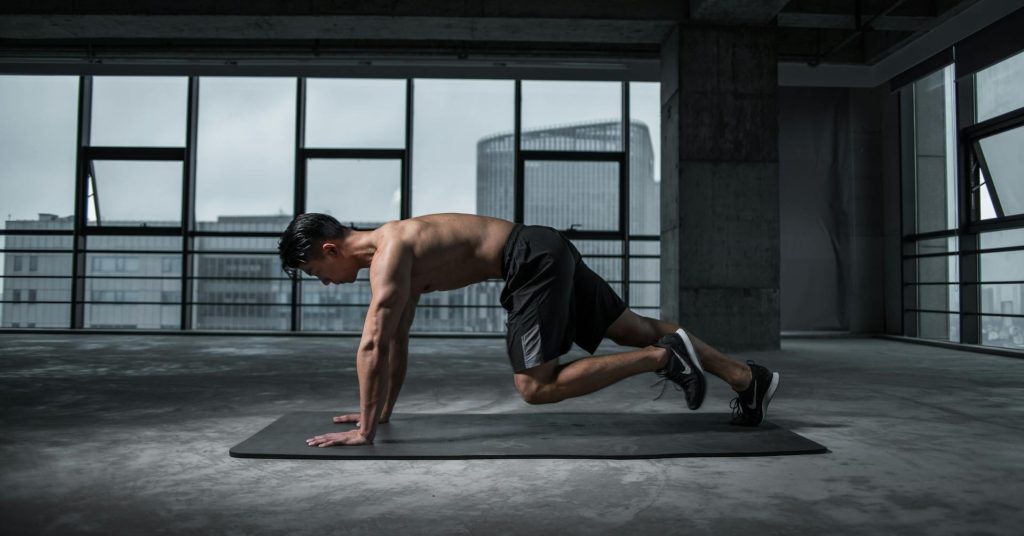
<box><xmin>1</xmin><ymin>73</ymin><xmax>661</xmax><ymax>333</ymax></box>
<box><xmin>900</xmin><ymin>45</ymin><xmax>1024</xmax><ymax>349</ymax></box>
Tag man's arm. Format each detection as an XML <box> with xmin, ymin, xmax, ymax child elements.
<box><xmin>331</xmin><ymin>292</ymin><xmax>419</xmax><ymax>426</ymax></box>
<box><xmin>306</xmin><ymin>240</ymin><xmax>412</xmax><ymax>448</ymax></box>
<box><xmin>380</xmin><ymin>293</ymin><xmax>419</xmax><ymax>421</ymax></box>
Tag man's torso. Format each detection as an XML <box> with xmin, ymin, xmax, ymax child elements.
<box><xmin>374</xmin><ymin>213</ymin><xmax>516</xmax><ymax>296</ymax></box>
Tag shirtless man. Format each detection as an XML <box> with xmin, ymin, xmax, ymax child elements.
<box><xmin>277</xmin><ymin>212</ymin><xmax>780</xmax><ymax>447</ymax></box>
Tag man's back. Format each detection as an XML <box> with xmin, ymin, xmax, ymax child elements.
<box><xmin>381</xmin><ymin>213</ymin><xmax>516</xmax><ymax>295</ymax></box>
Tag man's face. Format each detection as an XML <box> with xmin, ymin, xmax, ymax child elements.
<box><xmin>300</xmin><ymin>242</ymin><xmax>358</xmax><ymax>286</ymax></box>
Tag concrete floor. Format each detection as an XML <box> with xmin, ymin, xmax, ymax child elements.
<box><xmin>1</xmin><ymin>333</ymin><xmax>1022</xmax><ymax>535</ymax></box>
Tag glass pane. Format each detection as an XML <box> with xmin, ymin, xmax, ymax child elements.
<box><xmin>911</xmin><ymin>66</ymin><xmax>957</xmax><ymax>234</ymax></box>
<box><xmin>195</xmin><ymin>217</ymin><xmax>293</xmax><ymax>237</ymax></box>
<box><xmin>192</xmin><ymin>253</ymin><xmax>291</xmax><ymax>331</ymax></box>
<box><xmin>906</xmin><ymin>254</ymin><xmax>958</xmax><ymax>284</ymax></box>
<box><xmin>412</xmin><ymin>282</ymin><xmax>505</xmax><ymax>333</ymax></box>
<box><xmin>909</xmin><ymin>283</ymin><xmax>959</xmax><ymax>312</ymax></box>
<box><xmin>194</xmin><ymin>235</ymin><xmax>280</xmax><ymax>253</ymax></box>
<box><xmin>911</xmin><ymin>236</ymin><xmax>957</xmax><ymax>256</ymax></box>
<box><xmin>981</xmin><ymin>315</ymin><xmax>1024</xmax><ymax>350</ymax></box>
<box><xmin>193</xmin><ymin>305</ymin><xmax>290</xmax><ymax>331</ymax></box>
<box><xmin>977</xmin><ymin>124</ymin><xmax>1024</xmax><ymax>217</ymax></box>
<box><xmin>84</xmin><ymin>304</ymin><xmax>180</xmax><ymax>329</ymax></box>
<box><xmin>629</xmin><ymin>257</ymin><xmax>659</xmax><ymax>308</ymax></box>
<box><xmin>193</xmin><ymin>253</ymin><xmax>286</xmax><ymax>282</ymax></box>
<box><xmin>88</xmin><ymin>236</ymin><xmax>182</xmax><ymax>252</ymax></box>
<box><xmin>981</xmin><ymin>283</ymin><xmax>1023</xmax><ymax>315</ymax></box>
<box><xmin>569</xmin><ymin>240</ymin><xmax>623</xmax><ymax>295</ymax></box>
<box><xmin>911</xmin><ymin>311</ymin><xmax>960</xmax><ymax>342</ymax></box>
<box><xmin>2</xmin><ymin>305</ymin><xmax>70</xmax><ymax>328</ymax></box>
<box><xmin>0</xmin><ymin>76</ymin><xmax>78</xmax><ymax>222</ymax></box>
<box><xmin>524</xmin><ymin>161</ymin><xmax>619</xmax><ymax>232</ymax></box>
<box><xmin>0</xmin><ymin>246</ymin><xmax>73</xmax><ymax>329</ymax></box>
<box><xmin>630</xmin><ymin>257</ymin><xmax>659</xmax><ymax>282</ymax></box>
<box><xmin>411</xmin><ymin>79</ymin><xmax>514</xmax><ymax>218</ymax></box>
<box><xmin>306</xmin><ymin>159</ymin><xmax>401</xmax><ymax>227</ymax></box>
<box><xmin>305</xmin><ymin>79</ymin><xmax>406</xmax><ymax>149</ymax></box>
<box><xmin>0</xmin><ymin>235</ymin><xmax>72</xmax><ymax>328</ymax></box>
<box><xmin>522</xmin><ymin>81</ymin><xmax>622</xmax><ymax>151</ymax></box>
<box><xmin>975</xmin><ymin>50</ymin><xmax>1024</xmax><ymax>123</ymax></box>
<box><xmin>90</xmin><ymin>77</ymin><xmax>187</xmax><ymax>147</ymax></box>
<box><xmin>979</xmin><ymin>228</ymin><xmax>1024</xmax><ymax>250</ymax></box>
<box><xmin>88</xmin><ymin>160</ymin><xmax>182</xmax><ymax>225</ymax></box>
<box><xmin>630</xmin><ymin>240</ymin><xmax>660</xmax><ymax>256</ymax></box>
<box><xmin>629</xmin><ymin>282</ymin><xmax>659</xmax><ymax>309</ymax></box>
<box><xmin>301</xmin><ymin>269</ymin><xmax>370</xmax><ymax>331</ymax></box>
<box><xmin>476</xmin><ymin>130</ymin><xmax>515</xmax><ymax>221</ymax></box>
<box><xmin>196</xmin><ymin>77</ymin><xmax>295</xmax><ymax>223</ymax></box>
<box><xmin>84</xmin><ymin>248</ymin><xmax>181</xmax><ymax>329</ymax></box>
<box><xmin>630</xmin><ymin>82</ymin><xmax>660</xmax><ymax>235</ymax></box>
<box><xmin>980</xmin><ymin>250</ymin><xmax>1024</xmax><ymax>282</ymax></box>
<box><xmin>979</xmin><ymin>167</ymin><xmax>997</xmax><ymax>220</ymax></box>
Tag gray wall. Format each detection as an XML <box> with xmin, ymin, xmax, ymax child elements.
<box><xmin>778</xmin><ymin>85</ymin><xmax>892</xmax><ymax>333</ymax></box>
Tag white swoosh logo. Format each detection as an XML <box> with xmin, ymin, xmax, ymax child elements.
<box><xmin>673</xmin><ymin>349</ymin><xmax>692</xmax><ymax>375</ymax></box>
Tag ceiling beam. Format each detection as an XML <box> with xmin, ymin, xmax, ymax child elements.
<box><xmin>0</xmin><ymin>15</ymin><xmax>675</xmax><ymax>44</ymax></box>
<box><xmin>689</xmin><ymin>0</ymin><xmax>791</xmax><ymax>24</ymax></box>
<box><xmin>778</xmin><ymin>13</ymin><xmax>933</xmax><ymax>31</ymax></box>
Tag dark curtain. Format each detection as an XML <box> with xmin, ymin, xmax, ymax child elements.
<box><xmin>779</xmin><ymin>87</ymin><xmax>850</xmax><ymax>331</ymax></box>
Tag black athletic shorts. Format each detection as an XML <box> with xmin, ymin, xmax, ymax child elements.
<box><xmin>500</xmin><ymin>223</ymin><xmax>628</xmax><ymax>372</ymax></box>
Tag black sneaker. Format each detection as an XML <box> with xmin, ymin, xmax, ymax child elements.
<box><xmin>730</xmin><ymin>360</ymin><xmax>780</xmax><ymax>426</ymax></box>
<box><xmin>652</xmin><ymin>329</ymin><xmax>707</xmax><ymax>410</ymax></box>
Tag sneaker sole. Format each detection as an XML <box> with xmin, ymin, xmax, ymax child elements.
<box><xmin>760</xmin><ymin>372</ymin><xmax>780</xmax><ymax>421</ymax></box>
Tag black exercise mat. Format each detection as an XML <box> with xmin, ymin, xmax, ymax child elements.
<box><xmin>230</xmin><ymin>412</ymin><xmax>827</xmax><ymax>459</ymax></box>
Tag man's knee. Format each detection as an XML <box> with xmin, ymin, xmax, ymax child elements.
<box><xmin>514</xmin><ymin>375</ymin><xmax>559</xmax><ymax>405</ymax></box>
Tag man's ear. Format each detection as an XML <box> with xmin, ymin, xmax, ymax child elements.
<box><xmin>321</xmin><ymin>242</ymin><xmax>339</xmax><ymax>258</ymax></box>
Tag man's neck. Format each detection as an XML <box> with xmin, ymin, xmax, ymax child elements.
<box><xmin>340</xmin><ymin>230</ymin><xmax>378</xmax><ymax>268</ymax></box>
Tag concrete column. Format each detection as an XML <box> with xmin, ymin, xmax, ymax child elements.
<box><xmin>660</xmin><ymin>24</ymin><xmax>780</xmax><ymax>351</ymax></box>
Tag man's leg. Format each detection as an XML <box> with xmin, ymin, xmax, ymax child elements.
<box><xmin>604</xmin><ymin>308</ymin><xmax>752</xmax><ymax>392</ymax></box>
<box><xmin>512</xmin><ymin>308</ymin><xmax>753</xmax><ymax>405</ymax></box>
<box><xmin>513</xmin><ymin>345</ymin><xmax>668</xmax><ymax>405</ymax></box>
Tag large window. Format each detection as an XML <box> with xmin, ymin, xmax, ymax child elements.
<box><xmin>196</xmin><ymin>78</ymin><xmax>295</xmax><ymax>222</ymax></box>
<box><xmin>0</xmin><ymin>74</ymin><xmax>661</xmax><ymax>334</ymax></box>
<box><xmin>901</xmin><ymin>49</ymin><xmax>1024</xmax><ymax>351</ymax></box>
<box><xmin>0</xmin><ymin>76</ymin><xmax>78</xmax><ymax>328</ymax></box>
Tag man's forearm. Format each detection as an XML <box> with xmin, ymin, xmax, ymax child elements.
<box><xmin>380</xmin><ymin>340</ymin><xmax>408</xmax><ymax>420</ymax></box>
<box><xmin>356</xmin><ymin>343</ymin><xmax>390</xmax><ymax>441</ymax></box>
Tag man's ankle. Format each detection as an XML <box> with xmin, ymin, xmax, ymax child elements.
<box><xmin>652</xmin><ymin>346</ymin><xmax>670</xmax><ymax>370</ymax></box>
<box><xmin>732</xmin><ymin>365</ymin><xmax>753</xmax><ymax>392</ymax></box>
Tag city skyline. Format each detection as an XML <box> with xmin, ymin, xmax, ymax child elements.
<box><xmin>1</xmin><ymin>117</ymin><xmax>662</xmax><ymax>333</ymax></box>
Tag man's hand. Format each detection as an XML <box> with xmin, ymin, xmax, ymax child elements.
<box><xmin>306</xmin><ymin>429</ymin><xmax>372</xmax><ymax>447</ymax></box>
<box><xmin>332</xmin><ymin>413</ymin><xmax>390</xmax><ymax>426</ymax></box>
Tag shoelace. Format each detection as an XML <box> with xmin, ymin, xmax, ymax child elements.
<box><xmin>729</xmin><ymin>396</ymin><xmax>744</xmax><ymax>421</ymax></box>
<box><xmin>650</xmin><ymin>373</ymin><xmax>685</xmax><ymax>401</ymax></box>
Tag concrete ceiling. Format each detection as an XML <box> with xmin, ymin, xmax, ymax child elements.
<box><xmin>0</xmin><ymin>0</ymin><xmax>993</xmax><ymax>69</ymax></box>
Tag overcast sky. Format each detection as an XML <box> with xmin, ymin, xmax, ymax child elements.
<box><xmin>0</xmin><ymin>75</ymin><xmax>658</xmax><ymax>299</ymax></box>
<box><xmin>1</xmin><ymin>76</ymin><xmax>659</xmax><ymax>227</ymax></box>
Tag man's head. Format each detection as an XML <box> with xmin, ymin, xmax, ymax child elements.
<box><xmin>278</xmin><ymin>213</ymin><xmax>356</xmax><ymax>285</ymax></box>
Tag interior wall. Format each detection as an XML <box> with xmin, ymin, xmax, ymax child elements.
<box><xmin>779</xmin><ymin>86</ymin><xmax>851</xmax><ymax>331</ymax></box>
<box><xmin>779</xmin><ymin>85</ymin><xmax>890</xmax><ymax>333</ymax></box>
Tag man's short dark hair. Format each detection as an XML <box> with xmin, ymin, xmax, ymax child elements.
<box><xmin>278</xmin><ymin>213</ymin><xmax>350</xmax><ymax>277</ymax></box>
